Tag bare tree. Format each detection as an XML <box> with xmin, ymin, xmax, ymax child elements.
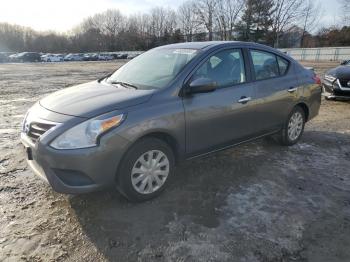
<box><xmin>193</xmin><ymin>0</ymin><xmax>218</xmax><ymax>40</ymax></box>
<box><xmin>128</xmin><ymin>13</ymin><xmax>151</xmax><ymax>38</ymax></box>
<box><xmin>339</xmin><ymin>0</ymin><xmax>350</xmax><ymax>25</ymax></box>
<box><xmin>150</xmin><ymin>7</ymin><xmax>167</xmax><ymax>38</ymax></box>
<box><xmin>3</xmin><ymin>0</ymin><xmax>350</xmax><ymax>53</ymax></box>
<box><xmin>178</xmin><ymin>1</ymin><xmax>198</xmax><ymax>41</ymax></box>
<box><xmin>164</xmin><ymin>9</ymin><xmax>177</xmax><ymax>34</ymax></box>
<box><xmin>215</xmin><ymin>0</ymin><xmax>245</xmax><ymax>40</ymax></box>
<box><xmin>271</xmin><ymin>0</ymin><xmax>304</xmax><ymax>47</ymax></box>
<box><xmin>299</xmin><ymin>0</ymin><xmax>322</xmax><ymax>47</ymax></box>
<box><xmin>103</xmin><ymin>9</ymin><xmax>125</xmax><ymax>36</ymax></box>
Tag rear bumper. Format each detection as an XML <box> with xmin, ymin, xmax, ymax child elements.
<box><xmin>21</xmin><ymin>131</ymin><xmax>131</xmax><ymax>194</ymax></box>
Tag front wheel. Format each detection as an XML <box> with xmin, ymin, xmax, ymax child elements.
<box><xmin>116</xmin><ymin>138</ymin><xmax>175</xmax><ymax>202</ymax></box>
<box><xmin>277</xmin><ymin>106</ymin><xmax>306</xmax><ymax>146</ymax></box>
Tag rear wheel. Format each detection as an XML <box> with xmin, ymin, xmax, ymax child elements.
<box><xmin>277</xmin><ymin>106</ymin><xmax>305</xmax><ymax>146</ymax></box>
<box><xmin>116</xmin><ymin>138</ymin><xmax>175</xmax><ymax>202</ymax></box>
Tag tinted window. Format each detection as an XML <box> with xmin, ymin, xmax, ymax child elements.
<box><xmin>251</xmin><ymin>50</ymin><xmax>279</xmax><ymax>80</ymax></box>
<box><xmin>192</xmin><ymin>49</ymin><xmax>246</xmax><ymax>88</ymax></box>
<box><xmin>277</xmin><ymin>56</ymin><xmax>289</xmax><ymax>75</ymax></box>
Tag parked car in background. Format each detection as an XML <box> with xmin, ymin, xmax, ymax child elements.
<box><xmin>21</xmin><ymin>41</ymin><xmax>321</xmax><ymax>202</ymax></box>
<box><xmin>9</xmin><ymin>52</ymin><xmax>41</xmax><ymax>62</ymax></box>
<box><xmin>8</xmin><ymin>53</ymin><xmax>19</xmax><ymax>61</ymax></box>
<box><xmin>83</xmin><ymin>53</ymin><xmax>99</xmax><ymax>61</ymax></box>
<box><xmin>64</xmin><ymin>53</ymin><xmax>84</xmax><ymax>61</ymax></box>
<box><xmin>98</xmin><ymin>53</ymin><xmax>114</xmax><ymax>61</ymax></box>
<box><xmin>111</xmin><ymin>53</ymin><xmax>127</xmax><ymax>59</ymax></box>
<box><xmin>127</xmin><ymin>53</ymin><xmax>139</xmax><ymax>59</ymax></box>
<box><xmin>41</xmin><ymin>54</ymin><xmax>64</xmax><ymax>62</ymax></box>
<box><xmin>110</xmin><ymin>53</ymin><xmax>119</xmax><ymax>59</ymax></box>
<box><xmin>341</xmin><ymin>60</ymin><xmax>350</xmax><ymax>65</ymax></box>
<box><xmin>117</xmin><ymin>53</ymin><xmax>128</xmax><ymax>59</ymax></box>
<box><xmin>323</xmin><ymin>60</ymin><xmax>350</xmax><ymax>99</ymax></box>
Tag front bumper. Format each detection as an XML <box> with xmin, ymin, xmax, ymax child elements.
<box><xmin>21</xmin><ymin>130</ymin><xmax>131</xmax><ymax>194</ymax></box>
<box><xmin>322</xmin><ymin>79</ymin><xmax>350</xmax><ymax>99</ymax></box>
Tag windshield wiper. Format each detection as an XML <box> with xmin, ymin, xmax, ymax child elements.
<box><xmin>97</xmin><ymin>72</ymin><xmax>112</xmax><ymax>83</ymax></box>
<box><xmin>110</xmin><ymin>81</ymin><xmax>138</xmax><ymax>90</ymax></box>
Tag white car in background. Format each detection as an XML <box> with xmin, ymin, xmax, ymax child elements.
<box><xmin>64</xmin><ymin>54</ymin><xmax>84</xmax><ymax>61</ymax></box>
<box><xmin>41</xmin><ymin>54</ymin><xmax>64</xmax><ymax>62</ymax></box>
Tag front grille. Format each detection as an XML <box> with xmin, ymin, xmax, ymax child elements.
<box><xmin>339</xmin><ymin>79</ymin><xmax>350</xmax><ymax>87</ymax></box>
<box><xmin>27</xmin><ymin>121</ymin><xmax>56</xmax><ymax>142</ymax></box>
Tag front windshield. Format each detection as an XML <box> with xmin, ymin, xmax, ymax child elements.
<box><xmin>107</xmin><ymin>48</ymin><xmax>199</xmax><ymax>90</ymax></box>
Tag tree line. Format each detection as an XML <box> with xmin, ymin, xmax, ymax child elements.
<box><xmin>0</xmin><ymin>0</ymin><xmax>349</xmax><ymax>53</ymax></box>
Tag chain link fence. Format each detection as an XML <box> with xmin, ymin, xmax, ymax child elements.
<box><xmin>279</xmin><ymin>47</ymin><xmax>350</xmax><ymax>61</ymax></box>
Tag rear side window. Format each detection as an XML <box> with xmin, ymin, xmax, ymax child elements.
<box><xmin>250</xmin><ymin>50</ymin><xmax>289</xmax><ymax>80</ymax></box>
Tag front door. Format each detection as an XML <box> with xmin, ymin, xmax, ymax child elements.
<box><xmin>182</xmin><ymin>48</ymin><xmax>257</xmax><ymax>156</ymax></box>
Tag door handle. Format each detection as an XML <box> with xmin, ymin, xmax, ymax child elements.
<box><xmin>238</xmin><ymin>96</ymin><xmax>252</xmax><ymax>104</ymax></box>
<box><xmin>288</xmin><ymin>87</ymin><xmax>298</xmax><ymax>93</ymax></box>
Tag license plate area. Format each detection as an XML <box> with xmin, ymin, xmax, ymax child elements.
<box><xmin>26</xmin><ymin>147</ymin><xmax>33</xmax><ymax>160</ymax></box>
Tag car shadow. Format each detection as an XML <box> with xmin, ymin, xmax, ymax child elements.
<box><xmin>68</xmin><ymin>130</ymin><xmax>350</xmax><ymax>261</ymax></box>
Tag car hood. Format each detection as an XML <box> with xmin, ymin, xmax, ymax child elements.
<box><xmin>39</xmin><ymin>81</ymin><xmax>154</xmax><ymax>118</ymax></box>
<box><xmin>326</xmin><ymin>66</ymin><xmax>350</xmax><ymax>79</ymax></box>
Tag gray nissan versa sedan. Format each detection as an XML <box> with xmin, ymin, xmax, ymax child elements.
<box><xmin>21</xmin><ymin>41</ymin><xmax>322</xmax><ymax>201</ymax></box>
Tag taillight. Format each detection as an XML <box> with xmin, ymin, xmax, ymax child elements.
<box><xmin>313</xmin><ymin>75</ymin><xmax>321</xmax><ymax>85</ymax></box>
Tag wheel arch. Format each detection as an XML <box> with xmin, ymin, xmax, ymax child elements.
<box><xmin>138</xmin><ymin>132</ymin><xmax>180</xmax><ymax>162</ymax></box>
<box><xmin>295</xmin><ymin>102</ymin><xmax>310</xmax><ymax>121</ymax></box>
<box><xmin>122</xmin><ymin>130</ymin><xmax>182</xmax><ymax>165</ymax></box>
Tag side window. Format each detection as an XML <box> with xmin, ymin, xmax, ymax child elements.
<box><xmin>192</xmin><ymin>49</ymin><xmax>246</xmax><ymax>88</ymax></box>
<box><xmin>250</xmin><ymin>50</ymin><xmax>279</xmax><ymax>80</ymax></box>
<box><xmin>277</xmin><ymin>56</ymin><xmax>289</xmax><ymax>75</ymax></box>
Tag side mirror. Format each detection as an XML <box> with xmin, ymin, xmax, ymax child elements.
<box><xmin>185</xmin><ymin>78</ymin><xmax>217</xmax><ymax>95</ymax></box>
<box><xmin>340</xmin><ymin>60</ymin><xmax>348</xmax><ymax>65</ymax></box>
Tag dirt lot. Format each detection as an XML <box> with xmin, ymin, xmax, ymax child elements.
<box><xmin>0</xmin><ymin>61</ymin><xmax>350</xmax><ymax>262</ymax></box>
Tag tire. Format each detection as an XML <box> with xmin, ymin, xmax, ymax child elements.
<box><xmin>277</xmin><ymin>106</ymin><xmax>306</xmax><ymax>146</ymax></box>
<box><xmin>116</xmin><ymin>137</ymin><xmax>175</xmax><ymax>202</ymax></box>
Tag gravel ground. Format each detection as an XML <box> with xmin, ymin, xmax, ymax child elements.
<box><xmin>0</xmin><ymin>61</ymin><xmax>349</xmax><ymax>262</ymax></box>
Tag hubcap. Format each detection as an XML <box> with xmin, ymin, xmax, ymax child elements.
<box><xmin>288</xmin><ymin>111</ymin><xmax>303</xmax><ymax>141</ymax></box>
<box><xmin>131</xmin><ymin>150</ymin><xmax>170</xmax><ymax>194</ymax></box>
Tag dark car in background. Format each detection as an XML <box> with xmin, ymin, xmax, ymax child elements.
<box><xmin>10</xmin><ymin>52</ymin><xmax>41</xmax><ymax>62</ymax></box>
<box><xmin>83</xmin><ymin>53</ymin><xmax>99</xmax><ymax>61</ymax></box>
<box><xmin>116</xmin><ymin>53</ymin><xmax>128</xmax><ymax>59</ymax></box>
<box><xmin>323</xmin><ymin>60</ymin><xmax>350</xmax><ymax>99</ymax></box>
<box><xmin>20</xmin><ymin>41</ymin><xmax>321</xmax><ymax>202</ymax></box>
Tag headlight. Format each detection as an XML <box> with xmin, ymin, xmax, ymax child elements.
<box><xmin>333</xmin><ymin>80</ymin><xmax>340</xmax><ymax>89</ymax></box>
<box><xmin>50</xmin><ymin>113</ymin><xmax>125</xmax><ymax>150</ymax></box>
<box><xmin>324</xmin><ymin>74</ymin><xmax>336</xmax><ymax>82</ymax></box>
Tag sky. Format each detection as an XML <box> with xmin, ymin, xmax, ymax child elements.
<box><xmin>0</xmin><ymin>0</ymin><xmax>343</xmax><ymax>33</ymax></box>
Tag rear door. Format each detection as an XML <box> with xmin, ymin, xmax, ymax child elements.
<box><xmin>248</xmin><ymin>49</ymin><xmax>300</xmax><ymax>133</ymax></box>
<box><xmin>182</xmin><ymin>48</ymin><xmax>257</xmax><ymax>156</ymax></box>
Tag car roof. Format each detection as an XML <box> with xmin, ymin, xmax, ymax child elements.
<box><xmin>157</xmin><ymin>41</ymin><xmax>290</xmax><ymax>60</ymax></box>
<box><xmin>158</xmin><ymin>41</ymin><xmax>270</xmax><ymax>50</ymax></box>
